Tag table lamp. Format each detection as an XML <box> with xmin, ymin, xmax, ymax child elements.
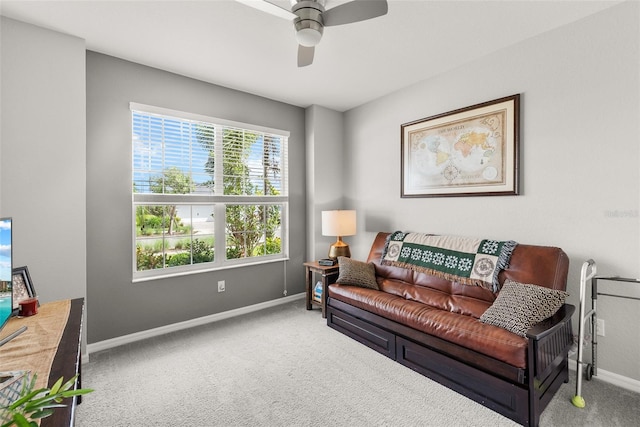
<box><xmin>321</xmin><ymin>210</ymin><xmax>356</xmax><ymax>259</ymax></box>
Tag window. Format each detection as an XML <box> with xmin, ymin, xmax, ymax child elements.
<box><xmin>131</xmin><ymin>103</ymin><xmax>288</xmax><ymax>280</ymax></box>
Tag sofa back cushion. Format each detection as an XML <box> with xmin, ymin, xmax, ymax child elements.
<box><xmin>366</xmin><ymin>232</ymin><xmax>569</xmax><ymax>319</ymax></box>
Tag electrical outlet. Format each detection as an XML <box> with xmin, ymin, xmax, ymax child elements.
<box><xmin>217</xmin><ymin>280</ymin><xmax>226</xmax><ymax>292</ymax></box>
<box><xmin>596</xmin><ymin>319</ymin><xmax>605</xmax><ymax>337</ymax></box>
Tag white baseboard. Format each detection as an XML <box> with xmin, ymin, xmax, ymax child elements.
<box><xmin>86</xmin><ymin>293</ymin><xmax>305</xmax><ymax>356</ymax></box>
<box><xmin>568</xmin><ymin>359</ymin><xmax>640</xmax><ymax>393</ymax></box>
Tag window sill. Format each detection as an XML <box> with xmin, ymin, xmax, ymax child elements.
<box><xmin>132</xmin><ymin>256</ymin><xmax>290</xmax><ymax>283</ymax></box>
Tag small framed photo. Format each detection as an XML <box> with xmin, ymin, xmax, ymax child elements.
<box><xmin>12</xmin><ymin>266</ymin><xmax>37</xmax><ymax>310</ymax></box>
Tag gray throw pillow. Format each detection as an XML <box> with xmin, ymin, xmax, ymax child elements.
<box><xmin>479</xmin><ymin>279</ymin><xmax>568</xmax><ymax>337</ymax></box>
<box><xmin>336</xmin><ymin>257</ymin><xmax>379</xmax><ymax>290</ymax></box>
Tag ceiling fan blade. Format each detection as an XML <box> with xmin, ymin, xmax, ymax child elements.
<box><xmin>235</xmin><ymin>0</ymin><xmax>296</xmax><ymax>20</ymax></box>
<box><xmin>323</xmin><ymin>0</ymin><xmax>388</xmax><ymax>27</ymax></box>
<box><xmin>298</xmin><ymin>45</ymin><xmax>314</xmax><ymax>67</ymax></box>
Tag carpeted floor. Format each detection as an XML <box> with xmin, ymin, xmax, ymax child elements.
<box><xmin>76</xmin><ymin>300</ymin><xmax>639</xmax><ymax>426</ymax></box>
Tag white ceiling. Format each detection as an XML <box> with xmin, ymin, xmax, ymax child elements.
<box><xmin>0</xmin><ymin>0</ymin><xmax>621</xmax><ymax>112</ymax></box>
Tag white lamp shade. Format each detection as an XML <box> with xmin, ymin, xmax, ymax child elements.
<box><xmin>322</xmin><ymin>210</ymin><xmax>356</xmax><ymax>237</ymax></box>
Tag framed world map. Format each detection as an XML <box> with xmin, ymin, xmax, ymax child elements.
<box><xmin>401</xmin><ymin>94</ymin><xmax>520</xmax><ymax>197</ymax></box>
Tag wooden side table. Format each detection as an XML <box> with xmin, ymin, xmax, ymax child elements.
<box><xmin>304</xmin><ymin>261</ymin><xmax>339</xmax><ymax>318</ymax></box>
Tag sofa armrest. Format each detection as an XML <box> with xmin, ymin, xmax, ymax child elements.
<box><xmin>526</xmin><ymin>304</ymin><xmax>575</xmax><ymax>340</ymax></box>
<box><xmin>525</xmin><ymin>304</ymin><xmax>575</xmax><ymax>380</ymax></box>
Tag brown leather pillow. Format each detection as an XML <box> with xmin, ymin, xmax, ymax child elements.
<box><xmin>336</xmin><ymin>257</ymin><xmax>379</xmax><ymax>290</ymax></box>
<box><xmin>479</xmin><ymin>279</ymin><xmax>568</xmax><ymax>337</ymax></box>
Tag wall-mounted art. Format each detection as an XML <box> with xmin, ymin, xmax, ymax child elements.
<box><xmin>401</xmin><ymin>94</ymin><xmax>520</xmax><ymax>197</ymax></box>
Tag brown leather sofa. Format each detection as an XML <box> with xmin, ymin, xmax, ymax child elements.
<box><xmin>327</xmin><ymin>232</ymin><xmax>575</xmax><ymax>426</ymax></box>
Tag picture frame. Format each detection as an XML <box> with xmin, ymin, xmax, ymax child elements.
<box><xmin>401</xmin><ymin>94</ymin><xmax>520</xmax><ymax>198</ymax></box>
<box><xmin>12</xmin><ymin>266</ymin><xmax>37</xmax><ymax>310</ymax></box>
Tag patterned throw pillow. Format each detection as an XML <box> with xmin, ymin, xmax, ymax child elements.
<box><xmin>336</xmin><ymin>257</ymin><xmax>379</xmax><ymax>290</ymax></box>
<box><xmin>479</xmin><ymin>279</ymin><xmax>568</xmax><ymax>337</ymax></box>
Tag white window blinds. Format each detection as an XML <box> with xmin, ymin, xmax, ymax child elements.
<box><xmin>131</xmin><ymin>103</ymin><xmax>289</xmax><ymax>280</ymax></box>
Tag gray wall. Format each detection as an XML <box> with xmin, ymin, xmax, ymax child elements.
<box><xmin>86</xmin><ymin>52</ymin><xmax>306</xmax><ymax>343</ymax></box>
<box><xmin>341</xmin><ymin>2</ymin><xmax>639</xmax><ymax>381</ymax></box>
<box><xmin>304</xmin><ymin>105</ymin><xmax>346</xmax><ymax>260</ymax></box>
<box><xmin>0</xmin><ymin>18</ymin><xmax>87</xmax><ymax>307</ymax></box>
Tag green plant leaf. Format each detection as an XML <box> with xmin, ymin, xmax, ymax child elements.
<box><xmin>23</xmin><ymin>394</ymin><xmax>61</xmax><ymax>411</ymax></box>
<box><xmin>24</xmin><ymin>402</ymin><xmax>66</xmax><ymax>413</ymax></box>
<box><xmin>28</xmin><ymin>409</ymin><xmax>55</xmax><ymax>419</ymax></box>
<box><xmin>60</xmin><ymin>388</ymin><xmax>94</xmax><ymax>398</ymax></box>
<box><xmin>58</xmin><ymin>375</ymin><xmax>78</xmax><ymax>392</ymax></box>
<box><xmin>11</xmin><ymin>413</ymin><xmax>31</xmax><ymax>427</ymax></box>
<box><xmin>48</xmin><ymin>377</ymin><xmax>64</xmax><ymax>396</ymax></box>
<box><xmin>17</xmin><ymin>374</ymin><xmax>37</xmax><ymax>399</ymax></box>
<box><xmin>7</xmin><ymin>389</ymin><xmax>47</xmax><ymax>411</ymax></box>
<box><xmin>3</xmin><ymin>375</ymin><xmax>93</xmax><ymax>426</ymax></box>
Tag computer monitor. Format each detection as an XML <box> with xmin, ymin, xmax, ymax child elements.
<box><xmin>0</xmin><ymin>217</ymin><xmax>27</xmax><ymax>347</ymax></box>
<box><xmin>0</xmin><ymin>217</ymin><xmax>13</xmax><ymax>334</ymax></box>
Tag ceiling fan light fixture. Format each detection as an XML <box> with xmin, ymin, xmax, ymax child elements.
<box><xmin>236</xmin><ymin>0</ymin><xmax>389</xmax><ymax>67</ymax></box>
<box><xmin>293</xmin><ymin>1</ymin><xmax>324</xmax><ymax>47</ymax></box>
<box><xmin>296</xmin><ymin>27</ymin><xmax>322</xmax><ymax>47</ymax></box>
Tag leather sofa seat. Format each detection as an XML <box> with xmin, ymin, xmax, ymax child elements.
<box><xmin>329</xmin><ymin>283</ymin><xmax>528</xmax><ymax>368</ymax></box>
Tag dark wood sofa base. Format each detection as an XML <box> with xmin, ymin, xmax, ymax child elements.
<box><xmin>327</xmin><ymin>298</ymin><xmax>574</xmax><ymax>426</ymax></box>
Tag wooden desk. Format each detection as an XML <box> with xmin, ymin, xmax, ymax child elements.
<box><xmin>44</xmin><ymin>298</ymin><xmax>83</xmax><ymax>427</ymax></box>
<box><xmin>0</xmin><ymin>298</ymin><xmax>84</xmax><ymax>427</ymax></box>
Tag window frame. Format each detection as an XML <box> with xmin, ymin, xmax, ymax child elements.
<box><xmin>131</xmin><ymin>103</ymin><xmax>289</xmax><ymax>282</ymax></box>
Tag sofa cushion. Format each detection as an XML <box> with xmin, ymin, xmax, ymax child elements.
<box><xmin>479</xmin><ymin>279</ymin><xmax>568</xmax><ymax>337</ymax></box>
<box><xmin>378</xmin><ymin>277</ymin><xmax>493</xmax><ymax>319</ymax></box>
<box><xmin>336</xmin><ymin>257</ymin><xmax>379</xmax><ymax>290</ymax></box>
<box><xmin>329</xmin><ymin>283</ymin><xmax>528</xmax><ymax>368</ymax></box>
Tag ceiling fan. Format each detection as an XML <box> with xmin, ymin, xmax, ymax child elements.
<box><xmin>236</xmin><ymin>0</ymin><xmax>388</xmax><ymax>67</ymax></box>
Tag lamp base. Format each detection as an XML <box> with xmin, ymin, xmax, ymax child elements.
<box><xmin>328</xmin><ymin>237</ymin><xmax>351</xmax><ymax>260</ymax></box>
